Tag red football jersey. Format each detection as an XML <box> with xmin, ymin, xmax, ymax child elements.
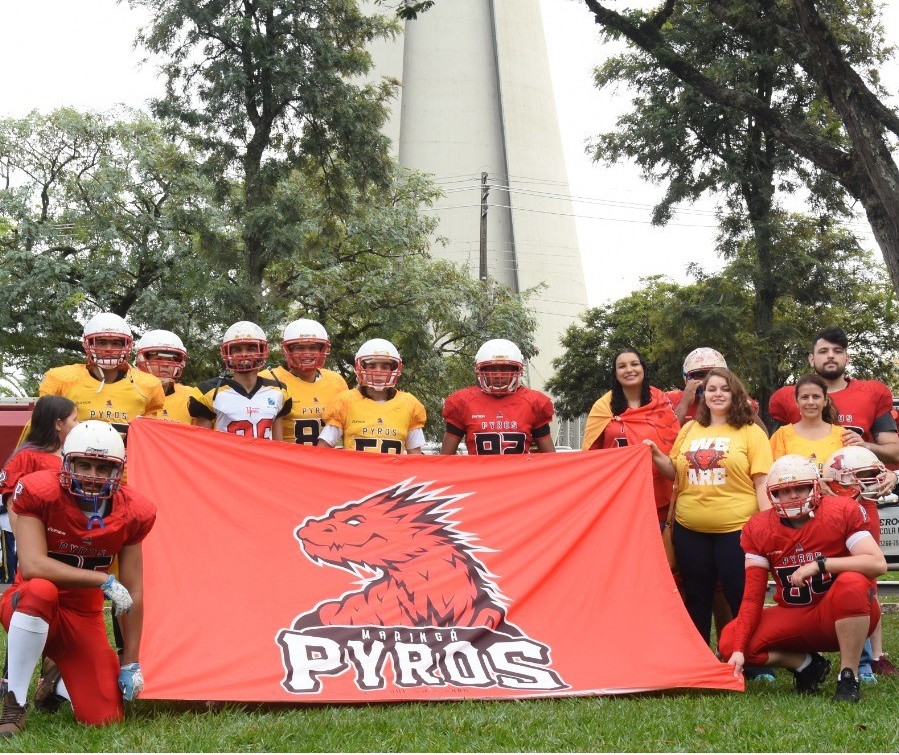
<box><xmin>741</xmin><ymin>495</ymin><xmax>872</xmax><ymax>609</ymax></box>
<box><xmin>442</xmin><ymin>386</ymin><xmax>553</xmax><ymax>455</ymax></box>
<box><xmin>769</xmin><ymin>379</ymin><xmax>896</xmax><ymax>442</ymax></box>
<box><xmin>0</xmin><ymin>447</ymin><xmax>61</xmax><ymax>500</ymax></box>
<box><xmin>9</xmin><ymin>469</ymin><xmax>156</xmax><ymax>612</ymax></box>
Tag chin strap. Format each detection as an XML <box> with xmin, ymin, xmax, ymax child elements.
<box><xmin>71</xmin><ymin>480</ymin><xmax>111</xmax><ymax>529</ymax></box>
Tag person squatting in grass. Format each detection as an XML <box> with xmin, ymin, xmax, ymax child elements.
<box><xmin>0</xmin><ymin>421</ymin><xmax>156</xmax><ymax>735</ymax></box>
<box><xmin>719</xmin><ymin>454</ymin><xmax>886</xmax><ymax>703</ymax></box>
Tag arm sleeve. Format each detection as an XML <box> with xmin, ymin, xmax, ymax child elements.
<box><xmin>38</xmin><ymin>371</ymin><xmax>64</xmax><ymax>397</ymax></box>
<box><xmin>534</xmin><ymin>392</ymin><xmax>554</xmax><ymax>428</ymax></box>
<box><xmin>768</xmin><ymin>386</ymin><xmax>796</xmax><ymax>425</ymax></box>
<box><xmin>188</xmin><ymin>393</ymin><xmax>215</xmax><ymax>421</ymax></box>
<box><xmin>769</xmin><ymin>426</ymin><xmax>787</xmax><ymax>460</ymax></box>
<box><xmin>405</xmin><ymin>428</ymin><xmax>426</xmax><ymax>450</ymax></box>
<box><xmin>409</xmin><ymin>398</ymin><xmax>427</xmax><ymax>431</ymax></box>
<box><xmin>747</xmin><ymin>425</ymin><xmax>774</xmax><ymax>475</ymax></box>
<box><xmin>323</xmin><ymin>393</ymin><xmax>348</xmax><ymax>428</ymax></box>
<box><xmin>441</xmin><ymin>391</ymin><xmax>464</xmax><ymax>429</ymax></box>
<box><xmin>728</xmin><ymin>565</ymin><xmax>769</xmax><ymax>653</ymax></box>
<box><xmin>9</xmin><ymin>479</ymin><xmax>44</xmax><ymax>520</ymax></box>
<box><xmin>146</xmin><ymin>380</ymin><xmax>166</xmax><ymax>416</ymax></box>
<box><xmin>276</xmin><ymin>393</ymin><xmax>293</xmax><ymax>419</ymax></box>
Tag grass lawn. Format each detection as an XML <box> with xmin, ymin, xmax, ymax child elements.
<box><xmin>1</xmin><ymin>609</ymin><xmax>898</xmax><ymax>752</ymax></box>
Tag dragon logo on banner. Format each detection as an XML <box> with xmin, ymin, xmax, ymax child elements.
<box><xmin>276</xmin><ymin>479</ymin><xmax>567</xmax><ymax>694</ymax></box>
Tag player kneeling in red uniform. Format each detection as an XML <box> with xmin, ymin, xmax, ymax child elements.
<box><xmin>719</xmin><ymin>455</ymin><xmax>886</xmax><ymax>703</ymax></box>
<box><xmin>441</xmin><ymin>339</ymin><xmax>554</xmax><ymax>455</ymax></box>
<box><xmin>0</xmin><ymin>421</ymin><xmax>156</xmax><ymax>735</ymax></box>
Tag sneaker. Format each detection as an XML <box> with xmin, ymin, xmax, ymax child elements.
<box><xmin>793</xmin><ymin>652</ymin><xmax>831</xmax><ymax>694</ymax></box>
<box><xmin>871</xmin><ymin>654</ymin><xmax>898</xmax><ymax>676</ymax></box>
<box><xmin>0</xmin><ymin>692</ymin><xmax>27</xmax><ymax>737</ymax></box>
<box><xmin>859</xmin><ymin>672</ymin><xmax>877</xmax><ymax>684</ymax></box>
<box><xmin>834</xmin><ymin>668</ymin><xmax>861</xmax><ymax>703</ymax></box>
<box><xmin>34</xmin><ymin>658</ymin><xmax>66</xmax><ymax>713</ymax></box>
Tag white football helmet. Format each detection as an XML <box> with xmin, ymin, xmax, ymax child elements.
<box><xmin>60</xmin><ymin>420</ymin><xmax>126</xmax><ymax>524</ymax></box>
<box><xmin>135</xmin><ymin>329</ymin><xmax>187</xmax><ymax>383</ymax></box>
<box><xmin>821</xmin><ymin>447</ymin><xmax>888</xmax><ymax>501</ymax></box>
<box><xmin>282</xmin><ymin>318</ymin><xmax>330</xmax><ymax>372</ymax></box>
<box><xmin>354</xmin><ymin>338</ymin><xmax>402</xmax><ymax>389</ymax></box>
<box><xmin>221</xmin><ymin>321</ymin><xmax>269</xmax><ymax>372</ymax></box>
<box><xmin>766</xmin><ymin>454</ymin><xmax>821</xmax><ymax>519</ymax></box>
<box><xmin>682</xmin><ymin>347</ymin><xmax>727</xmax><ymax>382</ymax></box>
<box><xmin>83</xmin><ymin>312</ymin><xmax>133</xmax><ymax>370</ymax></box>
<box><xmin>475</xmin><ymin>339</ymin><xmax>524</xmax><ymax>394</ymax></box>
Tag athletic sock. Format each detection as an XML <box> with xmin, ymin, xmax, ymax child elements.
<box><xmin>7</xmin><ymin>611</ymin><xmax>49</xmax><ymax>706</ymax></box>
<box><xmin>795</xmin><ymin>654</ymin><xmax>813</xmax><ymax>673</ymax></box>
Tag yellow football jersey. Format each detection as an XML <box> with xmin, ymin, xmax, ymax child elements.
<box><xmin>324</xmin><ymin>388</ymin><xmax>427</xmax><ymax>454</ymax></box>
<box><xmin>40</xmin><ymin>363</ymin><xmax>165</xmax><ymax>439</ymax></box>
<box><xmin>189</xmin><ymin>374</ymin><xmax>292</xmax><ymax>439</ymax></box>
<box><xmin>270</xmin><ymin>366</ymin><xmax>349</xmax><ymax>445</ymax></box>
<box><xmin>146</xmin><ymin>383</ymin><xmax>202</xmax><ymax>425</ymax></box>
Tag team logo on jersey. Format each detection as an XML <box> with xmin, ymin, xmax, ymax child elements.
<box><xmin>276</xmin><ymin>479</ymin><xmax>566</xmax><ymax>694</ymax></box>
<box><xmin>684</xmin><ymin>438</ymin><xmax>729</xmax><ymax>485</ymax></box>
<box><xmin>377</xmin><ymin>417</ymin><xmax>384</xmax><ymax>425</ymax></box>
<box><xmin>105</xmin><ymin>400</ymin><xmax>113</xmax><ymax>408</ymax></box>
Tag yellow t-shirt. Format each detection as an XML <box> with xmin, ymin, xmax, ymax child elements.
<box><xmin>145</xmin><ymin>383</ymin><xmax>202</xmax><ymax>425</ymax></box>
<box><xmin>769</xmin><ymin>423</ymin><xmax>844</xmax><ymax>473</ymax></box>
<box><xmin>670</xmin><ymin>421</ymin><xmax>772</xmax><ymax>534</ymax></box>
<box><xmin>270</xmin><ymin>366</ymin><xmax>349</xmax><ymax>445</ymax></box>
<box><xmin>324</xmin><ymin>388</ymin><xmax>427</xmax><ymax>454</ymax></box>
<box><xmin>40</xmin><ymin>363</ymin><xmax>165</xmax><ymax>439</ymax></box>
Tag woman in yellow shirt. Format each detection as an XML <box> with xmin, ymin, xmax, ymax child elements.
<box><xmin>769</xmin><ymin>374</ymin><xmax>843</xmax><ymax>472</ymax></box>
<box><xmin>645</xmin><ymin>368</ymin><xmax>772</xmax><ymax>645</ymax></box>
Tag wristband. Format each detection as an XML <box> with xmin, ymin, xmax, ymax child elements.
<box><xmin>816</xmin><ymin>556</ymin><xmax>827</xmax><ymax>574</ymax></box>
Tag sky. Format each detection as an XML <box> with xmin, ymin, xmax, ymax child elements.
<box><xmin>0</xmin><ymin>0</ymin><xmax>896</xmax><ymax>307</ymax></box>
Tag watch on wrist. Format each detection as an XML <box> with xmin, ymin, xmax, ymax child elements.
<box><xmin>816</xmin><ymin>556</ymin><xmax>827</xmax><ymax>574</ymax></box>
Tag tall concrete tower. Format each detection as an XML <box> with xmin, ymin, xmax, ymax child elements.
<box><xmin>367</xmin><ymin>0</ymin><xmax>588</xmax><ymax>390</ymax></box>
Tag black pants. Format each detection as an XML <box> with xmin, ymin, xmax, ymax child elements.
<box><xmin>673</xmin><ymin>520</ymin><xmax>745</xmax><ymax>645</ymax></box>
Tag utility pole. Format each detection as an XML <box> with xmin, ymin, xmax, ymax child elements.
<box><xmin>479</xmin><ymin>171</ymin><xmax>489</xmax><ymax>282</ymax></box>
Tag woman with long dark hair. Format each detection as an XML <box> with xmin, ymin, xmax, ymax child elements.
<box><xmin>1</xmin><ymin>396</ymin><xmax>78</xmax><ymax>581</ymax></box>
<box><xmin>645</xmin><ymin>368</ymin><xmax>772</xmax><ymax>645</ymax></box>
<box><xmin>581</xmin><ymin>348</ymin><xmax>680</xmax><ymax>523</ymax></box>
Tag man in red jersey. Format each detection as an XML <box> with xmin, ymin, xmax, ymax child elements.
<box><xmin>718</xmin><ymin>455</ymin><xmax>886</xmax><ymax>703</ymax></box>
<box><xmin>0</xmin><ymin>421</ymin><xmax>156</xmax><ymax>736</ymax></box>
<box><xmin>769</xmin><ymin>326</ymin><xmax>899</xmax><ymax>464</ymax></box>
<box><xmin>441</xmin><ymin>339</ymin><xmax>555</xmax><ymax>455</ymax></box>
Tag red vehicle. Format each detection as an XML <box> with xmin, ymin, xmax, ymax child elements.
<box><xmin>0</xmin><ymin>398</ymin><xmax>36</xmax><ymax>464</ymax></box>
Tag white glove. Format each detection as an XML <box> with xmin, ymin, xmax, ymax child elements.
<box><xmin>118</xmin><ymin>662</ymin><xmax>144</xmax><ymax>701</ymax></box>
<box><xmin>100</xmin><ymin>574</ymin><xmax>133</xmax><ymax>615</ymax></box>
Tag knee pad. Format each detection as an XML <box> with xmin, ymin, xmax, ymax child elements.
<box><xmin>14</xmin><ymin>578</ymin><xmax>60</xmax><ymax>623</ymax></box>
<box><xmin>828</xmin><ymin>572</ymin><xmax>873</xmax><ymax>620</ymax></box>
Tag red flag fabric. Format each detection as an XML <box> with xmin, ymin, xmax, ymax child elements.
<box><xmin>127</xmin><ymin>417</ymin><xmax>742</xmax><ymax>702</ymax></box>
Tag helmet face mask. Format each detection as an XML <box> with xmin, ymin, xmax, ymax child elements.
<box><xmin>475</xmin><ymin>339</ymin><xmax>524</xmax><ymax>395</ymax></box>
<box><xmin>822</xmin><ymin>447</ymin><xmax>888</xmax><ymax>501</ymax></box>
<box><xmin>766</xmin><ymin>454</ymin><xmax>821</xmax><ymax>519</ymax></box>
<box><xmin>59</xmin><ymin>421</ymin><xmax>126</xmax><ymax>526</ymax></box>
<box><xmin>221</xmin><ymin>321</ymin><xmax>269</xmax><ymax>373</ymax></box>
<box><xmin>354</xmin><ymin>339</ymin><xmax>402</xmax><ymax>389</ymax></box>
<box><xmin>83</xmin><ymin>313</ymin><xmax>133</xmax><ymax>371</ymax></box>
<box><xmin>282</xmin><ymin>319</ymin><xmax>330</xmax><ymax>372</ymax></box>
<box><xmin>135</xmin><ymin>329</ymin><xmax>187</xmax><ymax>383</ymax></box>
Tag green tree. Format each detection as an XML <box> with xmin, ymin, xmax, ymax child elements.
<box><xmin>582</xmin><ymin>0</ymin><xmax>899</xmax><ymax>296</ymax></box>
<box><xmin>547</xmin><ymin>215</ymin><xmax>899</xmax><ymax>422</ymax></box>
<box><xmin>0</xmin><ymin>108</ymin><xmax>229</xmax><ymax>389</ymax></box>
<box><xmin>132</xmin><ymin>0</ymin><xmax>399</xmax><ymax>304</ymax></box>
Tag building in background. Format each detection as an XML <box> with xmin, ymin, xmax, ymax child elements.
<box><xmin>366</xmin><ymin>0</ymin><xmax>588</xmax><ymax>391</ymax></box>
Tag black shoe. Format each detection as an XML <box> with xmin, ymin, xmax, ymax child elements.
<box><xmin>793</xmin><ymin>653</ymin><xmax>831</xmax><ymax>694</ymax></box>
<box><xmin>834</xmin><ymin>668</ymin><xmax>861</xmax><ymax>703</ymax></box>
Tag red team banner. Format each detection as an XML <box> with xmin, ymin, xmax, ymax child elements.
<box><xmin>127</xmin><ymin>418</ymin><xmax>743</xmax><ymax>702</ymax></box>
